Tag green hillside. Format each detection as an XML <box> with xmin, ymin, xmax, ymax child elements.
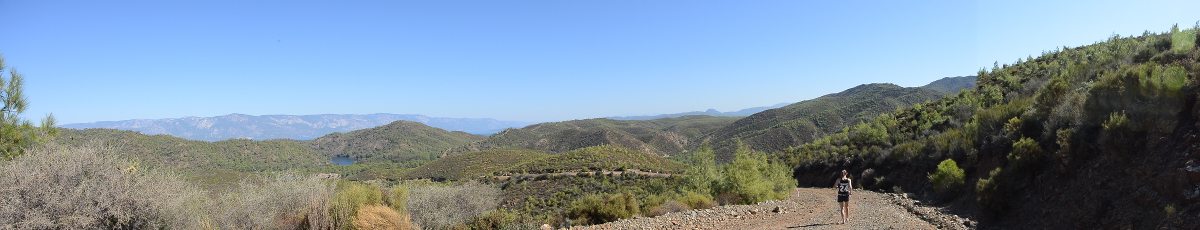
<box><xmin>54</xmin><ymin>128</ymin><xmax>325</xmax><ymax>172</ymax></box>
<box><xmin>922</xmin><ymin>76</ymin><xmax>978</xmax><ymax>94</ymax></box>
<box><xmin>704</xmin><ymin>83</ymin><xmax>946</xmax><ymax>162</ymax></box>
<box><xmin>444</xmin><ymin>115</ymin><xmax>739</xmax><ymax>157</ymax></box>
<box><xmin>307</xmin><ymin>120</ymin><xmax>486</xmax><ymax>161</ymax></box>
<box><xmin>405</xmin><ymin>148</ymin><xmax>550</xmax><ymax>181</ymax></box>
<box><xmin>781</xmin><ymin>25</ymin><xmax>1200</xmax><ymax>229</ymax></box>
<box><xmin>505</xmin><ymin>145</ymin><xmax>686</xmax><ymax>174</ymax></box>
<box><xmin>53</xmin><ymin>120</ymin><xmax>487</xmax><ymax>175</ymax></box>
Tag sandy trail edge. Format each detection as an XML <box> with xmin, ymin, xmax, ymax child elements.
<box><xmin>574</xmin><ymin>188</ymin><xmax>957</xmax><ymax>230</ymax></box>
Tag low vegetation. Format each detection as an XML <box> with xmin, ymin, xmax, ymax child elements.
<box><xmin>405</xmin><ymin>148</ymin><xmax>550</xmax><ymax>180</ymax></box>
<box><xmin>506</xmin><ymin>145</ymin><xmax>685</xmax><ymax>174</ymax></box>
<box><xmin>444</xmin><ymin>116</ymin><xmax>740</xmax><ymax>157</ymax></box>
<box><xmin>0</xmin><ymin>143</ymin><xmax>206</xmax><ymax>229</ymax></box>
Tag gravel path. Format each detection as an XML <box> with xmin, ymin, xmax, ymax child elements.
<box><xmin>570</xmin><ymin>188</ymin><xmax>971</xmax><ymax>230</ymax></box>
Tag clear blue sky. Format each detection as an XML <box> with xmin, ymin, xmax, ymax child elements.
<box><xmin>2</xmin><ymin>0</ymin><xmax>1198</xmax><ymax>124</ymax></box>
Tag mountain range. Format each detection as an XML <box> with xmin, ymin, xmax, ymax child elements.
<box><xmin>604</xmin><ymin>103</ymin><xmax>792</xmax><ymax>120</ymax></box>
<box><xmin>60</xmin><ymin>113</ymin><xmax>534</xmax><ymax>141</ymax></box>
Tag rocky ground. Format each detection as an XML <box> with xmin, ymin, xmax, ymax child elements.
<box><xmin>566</xmin><ymin>188</ymin><xmax>973</xmax><ymax>230</ymax></box>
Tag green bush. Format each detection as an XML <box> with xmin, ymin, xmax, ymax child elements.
<box><xmin>677</xmin><ymin>191</ymin><xmax>715</xmax><ymax>209</ymax></box>
<box><xmin>721</xmin><ymin>147</ymin><xmax>795</xmax><ymax>204</ymax></box>
<box><xmin>330</xmin><ymin>181</ymin><xmax>384</xmax><ymax>229</ymax></box>
<box><xmin>681</xmin><ymin>144</ymin><xmax>723</xmax><ymax>196</ymax></box>
<box><xmin>1008</xmin><ymin>137</ymin><xmax>1043</xmax><ymax>165</ymax></box>
<box><xmin>975</xmin><ymin>168</ymin><xmax>1009</xmax><ymax>217</ymax></box>
<box><xmin>566</xmin><ymin>193</ymin><xmax>639</xmax><ymax>225</ymax></box>
<box><xmin>1172</xmin><ymin>25</ymin><xmax>1196</xmax><ymax>53</ymax></box>
<box><xmin>385</xmin><ymin>185</ymin><xmax>410</xmax><ymax>215</ymax></box>
<box><xmin>928</xmin><ymin>159</ymin><xmax>965</xmax><ymax>191</ymax></box>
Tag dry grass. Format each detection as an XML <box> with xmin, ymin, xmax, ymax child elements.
<box><xmin>352</xmin><ymin>204</ymin><xmax>417</xmax><ymax>230</ymax></box>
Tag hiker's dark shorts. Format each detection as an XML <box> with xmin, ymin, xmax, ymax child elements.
<box><xmin>837</xmin><ymin>194</ymin><xmax>849</xmax><ymax>203</ymax></box>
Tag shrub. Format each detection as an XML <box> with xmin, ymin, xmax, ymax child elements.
<box><xmin>1008</xmin><ymin>137</ymin><xmax>1043</xmax><ymax>165</ymax></box>
<box><xmin>721</xmin><ymin>147</ymin><xmax>794</xmax><ymax>204</ymax></box>
<box><xmin>646</xmin><ymin>201</ymin><xmax>690</xmax><ymax>217</ymax></box>
<box><xmin>353</xmin><ymin>204</ymin><xmax>417</xmax><ymax>230</ymax></box>
<box><xmin>0</xmin><ymin>143</ymin><xmax>207</xmax><ymax>229</ymax></box>
<box><xmin>975</xmin><ymin>168</ymin><xmax>1009</xmax><ymax>217</ymax></box>
<box><xmin>928</xmin><ymin>159</ymin><xmax>965</xmax><ymax>192</ymax></box>
<box><xmin>677</xmin><ymin>191</ymin><xmax>715</xmax><ymax>209</ymax></box>
<box><xmin>408</xmin><ymin>181</ymin><xmax>499</xmax><ymax>229</ymax></box>
<box><xmin>330</xmin><ymin>181</ymin><xmax>384</xmax><ymax>228</ymax></box>
<box><xmin>1172</xmin><ymin>25</ymin><xmax>1196</xmax><ymax>53</ymax></box>
<box><xmin>462</xmin><ymin>209</ymin><xmax>538</xmax><ymax>230</ymax></box>
<box><xmin>211</xmin><ymin>173</ymin><xmax>337</xmax><ymax>230</ymax></box>
<box><xmin>565</xmin><ymin>193</ymin><xmax>639</xmax><ymax>225</ymax></box>
<box><xmin>713</xmin><ymin>193</ymin><xmax>742</xmax><ymax>206</ymax></box>
<box><xmin>385</xmin><ymin>185</ymin><xmax>410</xmax><ymax>215</ymax></box>
<box><xmin>681</xmin><ymin>144</ymin><xmax>723</xmax><ymax>197</ymax></box>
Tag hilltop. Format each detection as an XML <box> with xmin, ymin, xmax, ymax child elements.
<box><xmin>51</xmin><ymin>120</ymin><xmax>486</xmax><ymax>175</ymax></box>
<box><xmin>60</xmin><ymin>113</ymin><xmax>533</xmax><ymax>141</ymax></box>
<box><xmin>53</xmin><ymin>128</ymin><xmax>325</xmax><ymax>172</ymax></box>
<box><xmin>702</xmin><ymin>82</ymin><xmax>961</xmax><ymax>162</ymax></box>
<box><xmin>605</xmin><ymin>102</ymin><xmax>791</xmax><ymax>120</ymax></box>
<box><xmin>443</xmin><ymin>115</ymin><xmax>740</xmax><ymax>157</ymax></box>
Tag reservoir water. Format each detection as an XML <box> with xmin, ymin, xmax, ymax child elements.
<box><xmin>332</xmin><ymin>156</ymin><xmax>357</xmax><ymax>165</ymax></box>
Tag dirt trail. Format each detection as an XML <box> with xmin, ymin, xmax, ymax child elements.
<box><xmin>577</xmin><ymin>188</ymin><xmax>960</xmax><ymax>230</ymax></box>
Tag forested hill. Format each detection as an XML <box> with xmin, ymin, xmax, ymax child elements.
<box><xmin>922</xmin><ymin>76</ymin><xmax>978</xmax><ymax>93</ymax></box>
<box><xmin>702</xmin><ymin>83</ymin><xmax>951</xmax><ymax>162</ymax></box>
<box><xmin>442</xmin><ymin>115</ymin><xmax>740</xmax><ymax>157</ymax></box>
<box><xmin>60</xmin><ymin>113</ymin><xmax>532</xmax><ymax>141</ymax></box>
<box><xmin>51</xmin><ymin>120</ymin><xmax>485</xmax><ymax>173</ymax></box>
<box><xmin>53</xmin><ymin>128</ymin><xmax>326</xmax><ymax>172</ymax></box>
<box><xmin>307</xmin><ymin>120</ymin><xmax>485</xmax><ymax>160</ymax></box>
<box><xmin>781</xmin><ymin>26</ymin><xmax>1200</xmax><ymax>229</ymax></box>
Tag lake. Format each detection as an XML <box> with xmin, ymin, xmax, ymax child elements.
<box><xmin>331</xmin><ymin>156</ymin><xmax>357</xmax><ymax>165</ymax></box>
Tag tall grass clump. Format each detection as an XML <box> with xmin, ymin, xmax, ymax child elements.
<box><xmin>407</xmin><ymin>181</ymin><xmax>499</xmax><ymax>229</ymax></box>
<box><xmin>0</xmin><ymin>143</ymin><xmax>207</xmax><ymax>229</ymax></box>
<box><xmin>329</xmin><ymin>181</ymin><xmax>384</xmax><ymax>228</ymax></box>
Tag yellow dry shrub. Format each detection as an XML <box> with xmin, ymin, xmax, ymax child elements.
<box><xmin>352</xmin><ymin>205</ymin><xmax>417</xmax><ymax>230</ymax></box>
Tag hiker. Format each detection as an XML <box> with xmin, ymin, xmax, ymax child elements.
<box><xmin>834</xmin><ymin>169</ymin><xmax>852</xmax><ymax>224</ymax></box>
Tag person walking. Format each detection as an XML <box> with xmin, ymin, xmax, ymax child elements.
<box><xmin>834</xmin><ymin>169</ymin><xmax>853</xmax><ymax>224</ymax></box>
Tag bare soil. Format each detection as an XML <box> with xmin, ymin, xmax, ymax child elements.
<box><xmin>569</xmin><ymin>188</ymin><xmax>973</xmax><ymax>230</ymax></box>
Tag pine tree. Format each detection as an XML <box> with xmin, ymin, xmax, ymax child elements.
<box><xmin>0</xmin><ymin>55</ymin><xmax>57</xmax><ymax>160</ymax></box>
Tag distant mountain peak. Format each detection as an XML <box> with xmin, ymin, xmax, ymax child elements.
<box><xmin>605</xmin><ymin>103</ymin><xmax>791</xmax><ymax>120</ymax></box>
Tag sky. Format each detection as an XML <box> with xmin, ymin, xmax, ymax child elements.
<box><xmin>1</xmin><ymin>0</ymin><xmax>1198</xmax><ymax>124</ymax></box>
